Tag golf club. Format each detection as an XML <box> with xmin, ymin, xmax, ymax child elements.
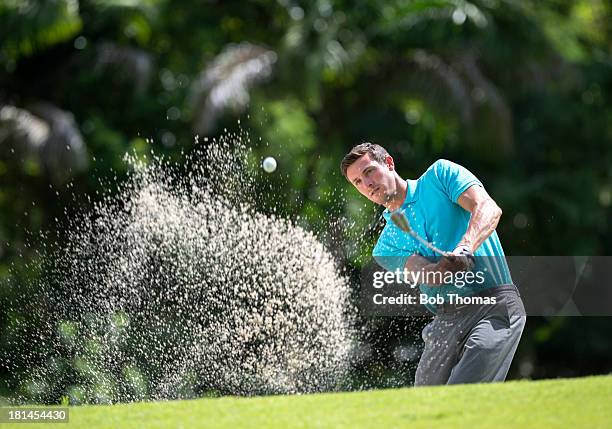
<box><xmin>390</xmin><ymin>209</ymin><xmax>451</xmax><ymax>257</ymax></box>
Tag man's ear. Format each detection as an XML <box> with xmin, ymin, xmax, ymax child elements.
<box><xmin>385</xmin><ymin>155</ymin><xmax>395</xmax><ymax>170</ymax></box>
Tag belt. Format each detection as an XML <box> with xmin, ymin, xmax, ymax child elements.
<box><xmin>436</xmin><ymin>284</ymin><xmax>520</xmax><ymax>314</ymax></box>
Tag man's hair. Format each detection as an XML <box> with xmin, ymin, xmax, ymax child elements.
<box><xmin>340</xmin><ymin>142</ymin><xmax>389</xmax><ymax>179</ymax></box>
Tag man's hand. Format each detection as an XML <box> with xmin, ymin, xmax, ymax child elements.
<box><xmin>452</xmin><ymin>244</ymin><xmax>473</xmax><ymax>257</ymax></box>
<box><xmin>442</xmin><ymin>242</ymin><xmax>476</xmax><ymax>271</ymax></box>
<box><xmin>437</xmin><ymin>254</ymin><xmax>475</xmax><ymax>274</ymax></box>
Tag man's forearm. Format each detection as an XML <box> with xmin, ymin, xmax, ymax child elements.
<box><xmin>458</xmin><ymin>198</ymin><xmax>502</xmax><ymax>253</ymax></box>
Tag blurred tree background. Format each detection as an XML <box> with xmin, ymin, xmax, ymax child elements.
<box><xmin>1</xmin><ymin>0</ymin><xmax>611</xmax><ymax>403</ymax></box>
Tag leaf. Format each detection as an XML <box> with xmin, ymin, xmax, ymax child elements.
<box><xmin>189</xmin><ymin>43</ymin><xmax>277</xmax><ymax>134</ymax></box>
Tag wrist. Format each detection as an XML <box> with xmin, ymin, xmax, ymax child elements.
<box><xmin>453</xmin><ymin>242</ymin><xmax>473</xmax><ymax>256</ymax></box>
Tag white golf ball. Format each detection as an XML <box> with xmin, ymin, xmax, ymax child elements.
<box><xmin>262</xmin><ymin>156</ymin><xmax>277</xmax><ymax>173</ymax></box>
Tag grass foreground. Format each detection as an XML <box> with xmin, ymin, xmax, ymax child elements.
<box><xmin>4</xmin><ymin>375</ymin><xmax>612</xmax><ymax>428</ymax></box>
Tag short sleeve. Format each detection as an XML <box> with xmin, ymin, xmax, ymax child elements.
<box><xmin>372</xmin><ymin>224</ymin><xmax>415</xmax><ymax>272</ymax></box>
<box><xmin>431</xmin><ymin>159</ymin><xmax>483</xmax><ymax>203</ymax></box>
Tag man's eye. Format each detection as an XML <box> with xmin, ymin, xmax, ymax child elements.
<box><xmin>355</xmin><ymin>180</ymin><xmax>361</xmax><ymax>186</ymax></box>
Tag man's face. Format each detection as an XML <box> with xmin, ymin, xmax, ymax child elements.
<box><xmin>346</xmin><ymin>153</ymin><xmax>397</xmax><ymax>205</ymax></box>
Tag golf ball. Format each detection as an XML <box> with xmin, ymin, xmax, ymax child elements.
<box><xmin>262</xmin><ymin>156</ymin><xmax>277</xmax><ymax>173</ymax></box>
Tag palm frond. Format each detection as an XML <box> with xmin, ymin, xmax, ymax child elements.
<box><xmin>95</xmin><ymin>42</ymin><xmax>153</xmax><ymax>93</ymax></box>
<box><xmin>384</xmin><ymin>49</ymin><xmax>514</xmax><ymax>152</ymax></box>
<box><xmin>30</xmin><ymin>102</ymin><xmax>88</xmax><ymax>183</ymax></box>
<box><xmin>0</xmin><ymin>105</ymin><xmax>50</xmax><ymax>149</ymax></box>
<box><xmin>455</xmin><ymin>52</ymin><xmax>513</xmax><ymax>152</ymax></box>
<box><xmin>399</xmin><ymin>50</ymin><xmax>474</xmax><ymax>124</ymax></box>
<box><xmin>190</xmin><ymin>43</ymin><xmax>277</xmax><ymax>135</ymax></box>
<box><xmin>0</xmin><ymin>103</ymin><xmax>88</xmax><ymax>183</ymax></box>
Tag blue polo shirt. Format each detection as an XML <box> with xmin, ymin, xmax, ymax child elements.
<box><xmin>372</xmin><ymin>159</ymin><xmax>512</xmax><ymax>313</ymax></box>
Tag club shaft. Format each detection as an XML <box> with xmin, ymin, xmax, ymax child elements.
<box><xmin>390</xmin><ymin>210</ymin><xmax>450</xmax><ymax>256</ymax></box>
<box><xmin>406</xmin><ymin>229</ymin><xmax>450</xmax><ymax>257</ymax></box>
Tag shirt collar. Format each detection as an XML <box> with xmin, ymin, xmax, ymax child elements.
<box><xmin>382</xmin><ymin>179</ymin><xmax>419</xmax><ymax>221</ymax></box>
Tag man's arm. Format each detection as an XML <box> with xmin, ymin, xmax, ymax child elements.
<box><xmin>455</xmin><ymin>184</ymin><xmax>502</xmax><ymax>253</ymax></box>
<box><xmin>401</xmin><ymin>186</ymin><xmax>499</xmax><ymax>286</ymax></box>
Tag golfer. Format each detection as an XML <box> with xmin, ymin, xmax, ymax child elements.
<box><xmin>341</xmin><ymin>142</ymin><xmax>526</xmax><ymax>385</ymax></box>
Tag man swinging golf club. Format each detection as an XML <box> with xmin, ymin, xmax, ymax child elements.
<box><xmin>341</xmin><ymin>142</ymin><xmax>526</xmax><ymax>385</ymax></box>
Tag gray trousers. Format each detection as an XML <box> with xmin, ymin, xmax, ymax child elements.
<box><xmin>414</xmin><ymin>285</ymin><xmax>526</xmax><ymax>386</ymax></box>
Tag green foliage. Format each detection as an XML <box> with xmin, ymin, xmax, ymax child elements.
<box><xmin>0</xmin><ymin>0</ymin><xmax>82</xmax><ymax>65</ymax></box>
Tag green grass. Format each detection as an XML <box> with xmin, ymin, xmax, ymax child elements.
<box><xmin>4</xmin><ymin>375</ymin><xmax>612</xmax><ymax>428</ymax></box>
